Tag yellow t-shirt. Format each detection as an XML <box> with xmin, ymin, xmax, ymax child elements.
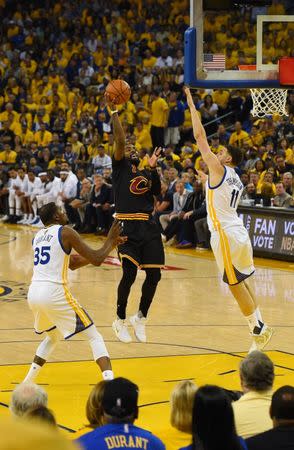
<box><xmin>229</xmin><ymin>130</ymin><xmax>251</xmax><ymax>147</ymax></box>
<box><xmin>134</xmin><ymin>128</ymin><xmax>152</xmax><ymax>150</ymax></box>
<box><xmin>143</xmin><ymin>56</ymin><xmax>157</xmax><ymax>69</ymax></box>
<box><xmin>212</xmin><ymin>90</ymin><xmax>230</xmax><ymax>109</ymax></box>
<box><xmin>34</xmin><ymin>130</ymin><xmax>53</xmax><ymax>146</ymax></box>
<box><xmin>151</xmin><ymin>98</ymin><xmax>169</xmax><ymax>127</ymax></box>
<box><xmin>0</xmin><ymin>150</ymin><xmax>17</xmax><ymax>164</ymax></box>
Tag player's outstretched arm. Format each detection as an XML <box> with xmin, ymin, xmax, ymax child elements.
<box><xmin>62</xmin><ymin>220</ymin><xmax>127</xmax><ymax>268</ymax></box>
<box><xmin>184</xmin><ymin>87</ymin><xmax>223</xmax><ymax>178</ymax></box>
<box><xmin>105</xmin><ymin>93</ymin><xmax>125</xmax><ymax>161</ymax></box>
<box><xmin>149</xmin><ymin>147</ymin><xmax>162</xmax><ymax>196</ymax></box>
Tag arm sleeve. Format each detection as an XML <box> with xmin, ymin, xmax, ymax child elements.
<box><xmin>150</xmin><ymin>169</ymin><xmax>161</xmax><ymax>196</ymax></box>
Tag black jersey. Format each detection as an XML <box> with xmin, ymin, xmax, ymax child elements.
<box><xmin>112</xmin><ymin>157</ymin><xmax>161</xmax><ymax>220</ymax></box>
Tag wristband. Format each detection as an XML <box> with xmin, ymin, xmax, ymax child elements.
<box><xmin>110</xmin><ymin>110</ymin><xmax>118</xmax><ymax>116</ymax></box>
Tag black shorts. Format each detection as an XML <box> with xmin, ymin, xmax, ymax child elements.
<box><xmin>118</xmin><ymin>218</ymin><xmax>165</xmax><ymax>269</ymax></box>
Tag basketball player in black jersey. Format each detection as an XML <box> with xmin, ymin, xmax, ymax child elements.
<box><xmin>105</xmin><ymin>95</ymin><xmax>164</xmax><ymax>343</ymax></box>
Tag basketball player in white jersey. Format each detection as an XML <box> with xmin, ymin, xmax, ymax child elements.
<box><xmin>185</xmin><ymin>87</ymin><xmax>273</xmax><ymax>351</ymax></box>
<box><xmin>23</xmin><ymin>202</ymin><xmax>126</xmax><ymax>383</ymax></box>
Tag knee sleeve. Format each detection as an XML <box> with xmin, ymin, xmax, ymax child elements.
<box><xmin>121</xmin><ymin>259</ymin><xmax>138</xmax><ymax>286</ymax></box>
<box><xmin>81</xmin><ymin>325</ymin><xmax>109</xmax><ymax>360</ymax></box>
<box><xmin>145</xmin><ymin>268</ymin><xmax>161</xmax><ymax>285</ymax></box>
<box><xmin>36</xmin><ymin>327</ymin><xmax>60</xmax><ymax>360</ymax></box>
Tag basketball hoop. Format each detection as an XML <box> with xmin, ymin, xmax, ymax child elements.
<box><xmin>239</xmin><ymin>63</ymin><xmax>289</xmax><ymax>118</ymax></box>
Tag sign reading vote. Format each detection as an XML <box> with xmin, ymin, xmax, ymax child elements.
<box><xmin>239</xmin><ymin>210</ymin><xmax>294</xmax><ymax>258</ymax></box>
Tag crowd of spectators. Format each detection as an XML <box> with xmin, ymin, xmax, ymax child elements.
<box><xmin>4</xmin><ymin>351</ymin><xmax>294</xmax><ymax>450</ymax></box>
<box><xmin>0</xmin><ymin>0</ymin><xmax>294</xmax><ymax>249</ymax></box>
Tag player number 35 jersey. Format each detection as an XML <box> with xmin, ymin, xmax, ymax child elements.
<box><xmin>206</xmin><ymin>166</ymin><xmax>244</xmax><ymax>232</ymax></box>
<box><xmin>31</xmin><ymin>225</ymin><xmax>70</xmax><ymax>284</ymax></box>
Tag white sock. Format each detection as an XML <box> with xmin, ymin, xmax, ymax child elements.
<box><xmin>23</xmin><ymin>363</ymin><xmax>42</xmax><ymax>383</ymax></box>
<box><xmin>102</xmin><ymin>370</ymin><xmax>114</xmax><ymax>380</ymax></box>
<box><xmin>245</xmin><ymin>310</ymin><xmax>261</xmax><ymax>333</ymax></box>
<box><xmin>255</xmin><ymin>307</ymin><xmax>263</xmax><ymax>325</ymax></box>
<box><xmin>24</xmin><ymin>214</ymin><xmax>28</xmax><ymax>220</ymax></box>
<box><xmin>28</xmin><ymin>213</ymin><xmax>33</xmax><ymax>220</ymax></box>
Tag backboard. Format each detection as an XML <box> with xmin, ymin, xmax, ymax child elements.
<box><xmin>185</xmin><ymin>0</ymin><xmax>294</xmax><ymax>88</ymax></box>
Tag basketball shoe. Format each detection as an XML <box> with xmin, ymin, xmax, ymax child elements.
<box><xmin>129</xmin><ymin>313</ymin><xmax>147</xmax><ymax>343</ymax></box>
<box><xmin>112</xmin><ymin>319</ymin><xmax>132</xmax><ymax>343</ymax></box>
<box><xmin>249</xmin><ymin>324</ymin><xmax>274</xmax><ymax>353</ymax></box>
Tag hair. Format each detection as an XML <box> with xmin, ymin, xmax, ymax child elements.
<box><xmin>239</xmin><ymin>350</ymin><xmax>274</xmax><ymax>392</ymax></box>
<box><xmin>24</xmin><ymin>406</ymin><xmax>57</xmax><ymax>427</ymax></box>
<box><xmin>226</xmin><ymin>145</ymin><xmax>243</xmax><ymax>166</ymax></box>
<box><xmin>170</xmin><ymin>380</ymin><xmax>197</xmax><ymax>433</ymax></box>
<box><xmin>39</xmin><ymin>202</ymin><xmax>59</xmax><ymax>225</ymax></box>
<box><xmin>0</xmin><ymin>417</ymin><xmax>76</xmax><ymax>450</ymax></box>
<box><xmin>86</xmin><ymin>381</ymin><xmax>107</xmax><ymax>429</ymax></box>
<box><xmin>191</xmin><ymin>385</ymin><xmax>242</xmax><ymax>450</ymax></box>
<box><xmin>10</xmin><ymin>383</ymin><xmax>48</xmax><ymax>417</ymax></box>
<box><xmin>271</xmin><ymin>385</ymin><xmax>294</xmax><ymax>420</ymax></box>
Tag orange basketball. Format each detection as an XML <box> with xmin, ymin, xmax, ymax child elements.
<box><xmin>105</xmin><ymin>79</ymin><xmax>131</xmax><ymax>105</ymax></box>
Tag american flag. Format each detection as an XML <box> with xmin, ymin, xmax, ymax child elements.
<box><xmin>203</xmin><ymin>54</ymin><xmax>225</xmax><ymax>71</ymax></box>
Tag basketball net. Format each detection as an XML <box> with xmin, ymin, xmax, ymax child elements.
<box><xmin>250</xmin><ymin>88</ymin><xmax>288</xmax><ymax>118</ymax></box>
<box><xmin>238</xmin><ymin>65</ymin><xmax>288</xmax><ymax>118</ymax></box>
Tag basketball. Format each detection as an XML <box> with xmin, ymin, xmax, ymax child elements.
<box><xmin>105</xmin><ymin>79</ymin><xmax>131</xmax><ymax>105</ymax></box>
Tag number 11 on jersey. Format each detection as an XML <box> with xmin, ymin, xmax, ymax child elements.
<box><xmin>230</xmin><ymin>189</ymin><xmax>239</xmax><ymax>208</ymax></box>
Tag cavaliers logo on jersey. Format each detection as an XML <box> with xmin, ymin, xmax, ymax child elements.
<box><xmin>129</xmin><ymin>176</ymin><xmax>150</xmax><ymax>195</ymax></box>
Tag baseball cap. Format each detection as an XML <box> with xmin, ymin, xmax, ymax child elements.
<box><xmin>102</xmin><ymin>378</ymin><xmax>139</xmax><ymax>419</ymax></box>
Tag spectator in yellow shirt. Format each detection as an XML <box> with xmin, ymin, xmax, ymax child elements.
<box><xmin>0</xmin><ymin>143</ymin><xmax>17</xmax><ymax>165</ymax></box>
<box><xmin>19</xmin><ymin>124</ymin><xmax>35</xmax><ymax>146</ymax></box>
<box><xmin>134</xmin><ymin>122</ymin><xmax>152</xmax><ymax>150</ymax></box>
<box><xmin>71</xmin><ymin>132</ymin><xmax>84</xmax><ymax>154</ymax></box>
<box><xmin>150</xmin><ymin>90</ymin><xmax>169</xmax><ymax>147</ymax></box>
<box><xmin>229</xmin><ymin>121</ymin><xmax>251</xmax><ymax>147</ymax></box>
<box><xmin>143</xmin><ymin>49</ymin><xmax>157</xmax><ymax>69</ymax></box>
<box><xmin>34</xmin><ymin>123</ymin><xmax>53</xmax><ymax>147</ymax></box>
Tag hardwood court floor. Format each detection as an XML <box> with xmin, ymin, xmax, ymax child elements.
<box><xmin>0</xmin><ymin>224</ymin><xmax>293</xmax><ymax>436</ymax></box>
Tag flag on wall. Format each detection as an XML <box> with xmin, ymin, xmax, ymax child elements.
<box><xmin>203</xmin><ymin>54</ymin><xmax>225</xmax><ymax>70</ymax></box>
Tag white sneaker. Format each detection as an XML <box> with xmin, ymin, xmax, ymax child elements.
<box><xmin>129</xmin><ymin>314</ymin><xmax>147</xmax><ymax>343</ymax></box>
<box><xmin>249</xmin><ymin>325</ymin><xmax>274</xmax><ymax>353</ymax></box>
<box><xmin>17</xmin><ymin>217</ymin><xmax>27</xmax><ymax>224</ymax></box>
<box><xmin>112</xmin><ymin>319</ymin><xmax>132</xmax><ymax>343</ymax></box>
<box><xmin>31</xmin><ymin>218</ymin><xmax>43</xmax><ymax>228</ymax></box>
<box><xmin>0</xmin><ymin>215</ymin><xmax>9</xmax><ymax>222</ymax></box>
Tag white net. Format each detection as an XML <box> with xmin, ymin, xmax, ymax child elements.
<box><xmin>250</xmin><ymin>88</ymin><xmax>288</xmax><ymax>118</ymax></box>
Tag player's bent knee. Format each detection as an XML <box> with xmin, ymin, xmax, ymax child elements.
<box><xmin>81</xmin><ymin>325</ymin><xmax>109</xmax><ymax>360</ymax></box>
<box><xmin>145</xmin><ymin>268</ymin><xmax>161</xmax><ymax>285</ymax></box>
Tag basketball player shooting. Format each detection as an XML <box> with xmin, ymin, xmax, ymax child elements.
<box><xmin>185</xmin><ymin>87</ymin><xmax>273</xmax><ymax>352</ymax></box>
<box><xmin>23</xmin><ymin>203</ymin><xmax>126</xmax><ymax>383</ymax></box>
<box><xmin>105</xmin><ymin>94</ymin><xmax>164</xmax><ymax>344</ymax></box>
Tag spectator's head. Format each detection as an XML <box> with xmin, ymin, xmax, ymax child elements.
<box><xmin>86</xmin><ymin>381</ymin><xmax>107</xmax><ymax>428</ymax></box>
<box><xmin>275</xmin><ymin>155</ymin><xmax>286</xmax><ymax>170</ymax></box>
<box><xmin>276</xmin><ymin>182</ymin><xmax>286</xmax><ymax>196</ymax></box>
<box><xmin>217</xmin><ymin>145</ymin><xmax>243</xmax><ymax>167</ymax></box>
<box><xmin>240</xmin><ymin>172</ymin><xmax>249</xmax><ymax>186</ymax></box>
<box><xmin>217</xmin><ymin>124</ymin><xmax>226</xmax><ymax>135</ymax></box>
<box><xmin>3</xmin><ymin>143</ymin><xmax>11</xmax><ymax>153</ymax></box>
<box><xmin>65</xmin><ymin>142</ymin><xmax>72</xmax><ymax>153</ymax></box>
<box><xmin>192</xmin><ymin>385</ymin><xmax>240</xmax><ymax>450</ymax></box>
<box><xmin>239</xmin><ymin>351</ymin><xmax>274</xmax><ymax>393</ymax></box>
<box><xmin>235</xmin><ymin>121</ymin><xmax>242</xmax><ymax>132</ymax></box>
<box><xmin>246</xmin><ymin>183</ymin><xmax>256</xmax><ymax>195</ymax></box>
<box><xmin>71</xmin><ymin>132</ymin><xmax>79</xmax><ymax>143</ymax></box>
<box><xmin>98</xmin><ymin>144</ymin><xmax>105</xmax><ymax>156</ymax></box>
<box><xmin>170</xmin><ymin>380</ymin><xmax>197</xmax><ymax>433</ymax></box>
<box><xmin>270</xmin><ymin>385</ymin><xmax>294</xmax><ymax>427</ymax></box>
<box><xmin>60</xmin><ymin>170</ymin><xmax>69</xmax><ymax>182</ymax></box>
<box><xmin>176</xmin><ymin>180</ymin><xmax>185</xmax><ymax>195</ymax></box>
<box><xmin>24</xmin><ymin>406</ymin><xmax>56</xmax><ymax>427</ymax></box>
<box><xmin>61</xmin><ymin>161</ymin><xmax>70</xmax><ymax>172</ymax></box>
<box><xmin>18</xmin><ymin>167</ymin><xmax>25</xmax><ymax>179</ymax></box>
<box><xmin>249</xmin><ymin>171</ymin><xmax>259</xmax><ymax>186</ymax></box>
<box><xmin>168</xmin><ymin>168</ymin><xmax>178</xmax><ymax>182</ymax></box>
<box><xmin>39</xmin><ymin>172</ymin><xmax>48</xmax><ymax>183</ymax></box>
<box><xmin>93</xmin><ymin>174</ymin><xmax>103</xmax><ymax>188</ymax></box>
<box><xmin>282</xmin><ymin>172</ymin><xmax>293</xmax><ymax>189</ymax></box>
<box><xmin>103</xmin><ymin>168</ymin><xmax>112</xmax><ymax>180</ymax></box>
<box><xmin>102</xmin><ymin>377</ymin><xmax>139</xmax><ymax>424</ymax></box>
<box><xmin>77</xmin><ymin>168</ymin><xmax>86</xmax><ymax>181</ymax></box>
<box><xmin>10</xmin><ymin>383</ymin><xmax>48</xmax><ymax>418</ymax></box>
<box><xmin>255</xmin><ymin>159</ymin><xmax>264</xmax><ymax>173</ymax></box>
<box><xmin>27</xmin><ymin>170</ymin><xmax>36</xmax><ymax>182</ymax></box>
<box><xmin>47</xmin><ymin>169</ymin><xmax>55</xmax><ymax>181</ymax></box>
<box><xmin>263</xmin><ymin>171</ymin><xmax>274</xmax><ymax>184</ymax></box>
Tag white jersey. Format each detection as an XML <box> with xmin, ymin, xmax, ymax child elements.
<box><xmin>206</xmin><ymin>166</ymin><xmax>244</xmax><ymax>232</ymax></box>
<box><xmin>26</xmin><ymin>177</ymin><xmax>42</xmax><ymax>196</ymax></box>
<box><xmin>8</xmin><ymin>175</ymin><xmax>22</xmax><ymax>192</ymax></box>
<box><xmin>31</xmin><ymin>224</ymin><xmax>70</xmax><ymax>284</ymax></box>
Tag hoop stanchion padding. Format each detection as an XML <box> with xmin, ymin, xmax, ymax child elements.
<box><xmin>250</xmin><ymin>88</ymin><xmax>288</xmax><ymax>118</ymax></box>
<box><xmin>279</xmin><ymin>57</ymin><xmax>294</xmax><ymax>86</ymax></box>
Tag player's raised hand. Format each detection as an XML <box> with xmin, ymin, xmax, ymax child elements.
<box><xmin>149</xmin><ymin>147</ymin><xmax>163</xmax><ymax>168</ymax></box>
<box><xmin>197</xmin><ymin>170</ymin><xmax>208</xmax><ymax>184</ymax></box>
<box><xmin>106</xmin><ymin>219</ymin><xmax>127</xmax><ymax>247</ymax></box>
<box><xmin>104</xmin><ymin>92</ymin><xmax>116</xmax><ymax>111</ymax></box>
<box><xmin>184</xmin><ymin>86</ymin><xmax>194</xmax><ymax>109</ymax></box>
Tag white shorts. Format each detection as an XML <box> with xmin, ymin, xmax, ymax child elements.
<box><xmin>210</xmin><ymin>225</ymin><xmax>255</xmax><ymax>286</ymax></box>
<box><xmin>27</xmin><ymin>281</ymin><xmax>93</xmax><ymax>339</ymax></box>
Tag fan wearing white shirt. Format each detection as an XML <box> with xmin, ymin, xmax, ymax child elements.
<box><xmin>9</xmin><ymin>167</ymin><xmax>28</xmax><ymax>223</ymax></box>
<box><xmin>57</xmin><ymin>170</ymin><xmax>77</xmax><ymax>207</ymax></box>
<box><xmin>155</xmin><ymin>49</ymin><xmax>173</xmax><ymax>69</ymax></box>
<box><xmin>92</xmin><ymin>145</ymin><xmax>112</xmax><ymax>175</ymax></box>
<box><xmin>18</xmin><ymin>170</ymin><xmax>43</xmax><ymax>225</ymax></box>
